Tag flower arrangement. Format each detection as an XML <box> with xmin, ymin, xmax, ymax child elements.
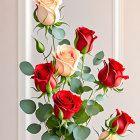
<box><xmin>19</xmin><ymin>0</ymin><xmax>135</xmax><ymax>140</ymax></box>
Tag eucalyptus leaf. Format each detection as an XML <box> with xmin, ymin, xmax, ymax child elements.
<box><xmin>95</xmin><ymin>51</ymin><xmax>104</xmax><ymax>59</ymax></box>
<box><xmin>19</xmin><ymin>61</ymin><xmax>34</xmax><ymax>76</ymax></box>
<box><xmin>93</xmin><ymin>57</ymin><xmax>103</xmax><ymax>65</ymax></box>
<box><xmin>52</xmin><ymin>26</ymin><xmax>65</xmax><ymax>40</ymax></box>
<box><xmin>42</xmin><ymin>131</ymin><xmax>60</xmax><ymax>140</ymax></box>
<box><xmin>36</xmin><ymin>103</ymin><xmax>53</xmax><ymax>122</ymax></box>
<box><xmin>20</xmin><ymin>99</ymin><xmax>36</xmax><ymax>114</ymax></box>
<box><xmin>27</xmin><ymin>123</ymin><xmax>41</xmax><ymax>134</ymax></box>
<box><xmin>86</xmin><ymin>100</ymin><xmax>104</xmax><ymax>116</ymax></box>
<box><xmin>83</xmin><ymin>66</ymin><xmax>91</xmax><ymax>73</ymax></box>
<box><xmin>96</xmin><ymin>94</ymin><xmax>106</xmax><ymax>102</ymax></box>
<box><xmin>70</xmin><ymin>78</ymin><xmax>82</xmax><ymax>93</ymax></box>
<box><xmin>59</xmin><ymin>39</ymin><xmax>70</xmax><ymax>45</ymax></box>
<box><xmin>82</xmin><ymin>73</ymin><xmax>95</xmax><ymax>82</ymax></box>
<box><xmin>73</xmin><ymin>126</ymin><xmax>90</xmax><ymax>140</ymax></box>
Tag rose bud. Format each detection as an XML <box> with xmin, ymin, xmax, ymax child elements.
<box><xmin>53</xmin><ymin>44</ymin><xmax>81</xmax><ymax>76</ymax></box>
<box><xmin>31</xmin><ymin>62</ymin><xmax>57</xmax><ymax>93</ymax></box>
<box><xmin>34</xmin><ymin>0</ymin><xmax>62</xmax><ymax>26</ymax></box>
<box><xmin>98</xmin><ymin>58</ymin><xmax>129</xmax><ymax>88</ymax></box>
<box><xmin>74</xmin><ymin>27</ymin><xmax>97</xmax><ymax>54</ymax></box>
<box><xmin>110</xmin><ymin>109</ymin><xmax>135</xmax><ymax>135</ymax></box>
<box><xmin>99</xmin><ymin>131</ymin><xmax>118</xmax><ymax>140</ymax></box>
<box><xmin>53</xmin><ymin>90</ymin><xmax>82</xmax><ymax>119</ymax></box>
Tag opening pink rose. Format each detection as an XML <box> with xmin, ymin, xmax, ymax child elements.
<box><xmin>99</xmin><ymin>131</ymin><xmax>118</xmax><ymax>140</ymax></box>
<box><xmin>53</xmin><ymin>44</ymin><xmax>81</xmax><ymax>76</ymax></box>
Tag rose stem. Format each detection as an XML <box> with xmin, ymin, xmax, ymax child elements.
<box><xmin>52</xmin><ymin>36</ymin><xmax>55</xmax><ymax>51</ymax></box>
<box><xmin>87</xmin><ymin>90</ymin><xmax>94</xmax><ymax>101</ymax></box>
<box><xmin>43</xmin><ymin>53</ymin><xmax>48</xmax><ymax>62</ymax></box>
<box><xmin>80</xmin><ymin>54</ymin><xmax>85</xmax><ymax>81</ymax></box>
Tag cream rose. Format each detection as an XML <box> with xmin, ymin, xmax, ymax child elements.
<box><xmin>99</xmin><ymin>131</ymin><xmax>118</xmax><ymax>140</ymax></box>
<box><xmin>53</xmin><ymin>44</ymin><xmax>81</xmax><ymax>76</ymax></box>
<box><xmin>34</xmin><ymin>0</ymin><xmax>62</xmax><ymax>25</ymax></box>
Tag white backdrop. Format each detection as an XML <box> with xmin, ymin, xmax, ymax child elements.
<box><xmin>0</xmin><ymin>0</ymin><xmax>135</xmax><ymax>140</ymax></box>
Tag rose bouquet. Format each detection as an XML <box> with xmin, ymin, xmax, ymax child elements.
<box><xmin>19</xmin><ymin>0</ymin><xmax>135</xmax><ymax>140</ymax></box>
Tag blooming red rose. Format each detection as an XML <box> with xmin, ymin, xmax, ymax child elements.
<box><xmin>32</xmin><ymin>62</ymin><xmax>57</xmax><ymax>93</ymax></box>
<box><xmin>74</xmin><ymin>27</ymin><xmax>97</xmax><ymax>54</ymax></box>
<box><xmin>111</xmin><ymin>109</ymin><xmax>135</xmax><ymax>135</ymax></box>
<box><xmin>98</xmin><ymin>58</ymin><xmax>129</xmax><ymax>88</ymax></box>
<box><xmin>53</xmin><ymin>90</ymin><xmax>82</xmax><ymax>119</ymax></box>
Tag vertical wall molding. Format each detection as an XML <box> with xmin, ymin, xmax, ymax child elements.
<box><xmin>113</xmin><ymin>0</ymin><xmax>124</xmax><ymax>62</ymax></box>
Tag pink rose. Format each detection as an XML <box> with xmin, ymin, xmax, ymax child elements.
<box><xmin>34</xmin><ymin>0</ymin><xmax>62</xmax><ymax>25</ymax></box>
<box><xmin>53</xmin><ymin>44</ymin><xmax>81</xmax><ymax>76</ymax></box>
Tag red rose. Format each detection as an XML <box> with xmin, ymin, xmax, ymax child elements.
<box><xmin>53</xmin><ymin>90</ymin><xmax>82</xmax><ymax>119</ymax></box>
<box><xmin>32</xmin><ymin>62</ymin><xmax>57</xmax><ymax>93</ymax></box>
<box><xmin>98</xmin><ymin>58</ymin><xmax>129</xmax><ymax>88</ymax></box>
<box><xmin>74</xmin><ymin>27</ymin><xmax>97</xmax><ymax>54</ymax></box>
<box><xmin>111</xmin><ymin>109</ymin><xmax>135</xmax><ymax>135</ymax></box>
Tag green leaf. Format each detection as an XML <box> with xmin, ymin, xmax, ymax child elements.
<box><xmin>70</xmin><ymin>78</ymin><xmax>82</xmax><ymax>93</ymax></box>
<box><xmin>55</xmin><ymin>22</ymin><xmax>68</xmax><ymax>26</ymax></box>
<box><xmin>82</xmin><ymin>73</ymin><xmax>95</xmax><ymax>82</ymax></box>
<box><xmin>95</xmin><ymin>51</ymin><xmax>104</xmax><ymax>60</ymax></box>
<box><xmin>34</xmin><ymin>38</ymin><xmax>45</xmax><ymax>53</ymax></box>
<box><xmin>83</xmin><ymin>66</ymin><xmax>91</xmax><ymax>73</ymax></box>
<box><xmin>82</xmin><ymin>86</ymin><xmax>93</xmax><ymax>92</ymax></box>
<box><xmin>67</xmin><ymin>125</ymin><xmax>77</xmax><ymax>135</ymax></box>
<box><xmin>96</xmin><ymin>94</ymin><xmax>106</xmax><ymax>102</ymax></box>
<box><xmin>74</xmin><ymin>71</ymin><xmax>81</xmax><ymax>76</ymax></box>
<box><xmin>73</xmin><ymin>126</ymin><xmax>90</xmax><ymax>140</ymax></box>
<box><xmin>59</xmin><ymin>39</ymin><xmax>70</xmax><ymax>45</ymax></box>
<box><xmin>19</xmin><ymin>61</ymin><xmax>34</xmax><ymax>76</ymax></box>
<box><xmin>42</xmin><ymin>131</ymin><xmax>60</xmax><ymax>140</ymax></box>
<box><xmin>46</xmin><ymin>115</ymin><xmax>60</xmax><ymax>129</ymax></box>
<box><xmin>73</xmin><ymin>100</ymin><xmax>89</xmax><ymax>124</ymax></box>
<box><xmin>45</xmin><ymin>26</ymin><xmax>49</xmax><ymax>36</ymax></box>
<box><xmin>27</xmin><ymin>123</ymin><xmax>41</xmax><ymax>134</ymax></box>
<box><xmin>93</xmin><ymin>57</ymin><xmax>103</xmax><ymax>65</ymax></box>
<box><xmin>65</xmin><ymin>134</ymin><xmax>75</xmax><ymax>140</ymax></box>
<box><xmin>52</xmin><ymin>26</ymin><xmax>65</xmax><ymax>40</ymax></box>
<box><xmin>86</xmin><ymin>100</ymin><xmax>104</xmax><ymax>116</ymax></box>
<box><xmin>46</xmin><ymin>80</ymin><xmax>52</xmax><ymax>94</ymax></box>
<box><xmin>33</xmin><ymin>8</ymin><xmax>39</xmax><ymax>22</ymax></box>
<box><xmin>109</xmin><ymin>116</ymin><xmax>120</xmax><ymax>128</ymax></box>
<box><xmin>20</xmin><ymin>99</ymin><xmax>36</xmax><ymax>114</ymax></box>
<box><xmin>36</xmin><ymin>103</ymin><xmax>53</xmax><ymax>122</ymax></box>
<box><xmin>34</xmin><ymin>23</ymin><xmax>45</xmax><ymax>30</ymax></box>
<box><xmin>58</xmin><ymin>108</ymin><xmax>64</xmax><ymax>120</ymax></box>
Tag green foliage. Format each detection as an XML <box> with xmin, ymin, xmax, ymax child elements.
<box><xmin>59</xmin><ymin>39</ymin><xmax>71</xmax><ymax>45</ymax></box>
<box><xmin>96</xmin><ymin>94</ymin><xmax>106</xmax><ymax>102</ymax></box>
<box><xmin>65</xmin><ymin>134</ymin><xmax>75</xmax><ymax>140</ymax></box>
<box><xmin>41</xmin><ymin>131</ymin><xmax>60</xmax><ymax>140</ymax></box>
<box><xmin>83</xmin><ymin>66</ymin><xmax>91</xmax><ymax>73</ymax></box>
<box><xmin>33</xmin><ymin>8</ymin><xmax>39</xmax><ymax>22</ymax></box>
<box><xmin>34</xmin><ymin>23</ymin><xmax>45</xmax><ymax>30</ymax></box>
<box><xmin>36</xmin><ymin>103</ymin><xmax>53</xmax><ymax>122</ymax></box>
<box><xmin>27</xmin><ymin>123</ymin><xmax>41</xmax><ymax>134</ymax></box>
<box><xmin>55</xmin><ymin>22</ymin><xmax>69</xmax><ymax>26</ymax></box>
<box><xmin>82</xmin><ymin>73</ymin><xmax>95</xmax><ymax>82</ymax></box>
<box><xmin>86</xmin><ymin>100</ymin><xmax>104</xmax><ymax>116</ymax></box>
<box><xmin>73</xmin><ymin>126</ymin><xmax>90</xmax><ymax>140</ymax></box>
<box><xmin>19</xmin><ymin>61</ymin><xmax>34</xmax><ymax>76</ymax></box>
<box><xmin>73</xmin><ymin>100</ymin><xmax>89</xmax><ymax>124</ymax></box>
<box><xmin>58</xmin><ymin>108</ymin><xmax>64</xmax><ymax>120</ymax></box>
<box><xmin>52</xmin><ymin>26</ymin><xmax>65</xmax><ymax>40</ymax></box>
<box><xmin>46</xmin><ymin>80</ymin><xmax>52</xmax><ymax>94</ymax></box>
<box><xmin>20</xmin><ymin>99</ymin><xmax>36</xmax><ymax>114</ymax></box>
<box><xmin>93</xmin><ymin>51</ymin><xmax>104</xmax><ymax>65</ymax></box>
<box><xmin>46</xmin><ymin>115</ymin><xmax>60</xmax><ymax>129</ymax></box>
<box><xmin>34</xmin><ymin>38</ymin><xmax>45</xmax><ymax>53</ymax></box>
<box><xmin>70</xmin><ymin>78</ymin><xmax>82</xmax><ymax>93</ymax></box>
